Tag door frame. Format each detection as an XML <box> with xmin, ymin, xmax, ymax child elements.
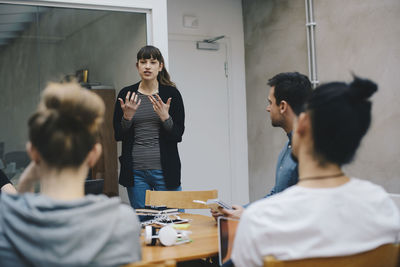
<box><xmin>0</xmin><ymin>0</ymin><xmax>169</xmax><ymax>66</ymax></box>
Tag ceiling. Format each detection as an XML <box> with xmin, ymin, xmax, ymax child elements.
<box><xmin>0</xmin><ymin>4</ymin><xmax>48</xmax><ymax>48</ymax></box>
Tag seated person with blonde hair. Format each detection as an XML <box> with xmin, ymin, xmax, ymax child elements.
<box><xmin>0</xmin><ymin>82</ymin><xmax>141</xmax><ymax>266</ymax></box>
<box><xmin>231</xmin><ymin>76</ymin><xmax>400</xmax><ymax>267</ymax></box>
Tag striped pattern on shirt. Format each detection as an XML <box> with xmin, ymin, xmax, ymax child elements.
<box><xmin>121</xmin><ymin>92</ymin><xmax>173</xmax><ymax>170</ymax></box>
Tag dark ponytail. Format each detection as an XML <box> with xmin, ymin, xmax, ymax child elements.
<box><xmin>347</xmin><ymin>75</ymin><xmax>378</xmax><ymax>102</ymax></box>
<box><xmin>137</xmin><ymin>45</ymin><xmax>176</xmax><ymax>87</ymax></box>
<box><xmin>306</xmin><ymin>75</ymin><xmax>378</xmax><ymax>166</ymax></box>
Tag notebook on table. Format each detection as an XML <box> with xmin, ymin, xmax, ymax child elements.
<box><xmin>218</xmin><ymin>216</ymin><xmax>239</xmax><ymax>266</ymax></box>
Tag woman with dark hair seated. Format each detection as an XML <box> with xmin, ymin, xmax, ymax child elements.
<box><xmin>0</xmin><ymin>82</ymin><xmax>141</xmax><ymax>266</ymax></box>
<box><xmin>231</xmin><ymin>76</ymin><xmax>400</xmax><ymax>267</ymax></box>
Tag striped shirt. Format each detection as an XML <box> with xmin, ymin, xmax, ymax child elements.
<box><xmin>121</xmin><ymin>92</ymin><xmax>173</xmax><ymax>170</ymax></box>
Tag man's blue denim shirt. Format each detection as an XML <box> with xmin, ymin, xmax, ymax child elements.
<box><xmin>264</xmin><ymin>132</ymin><xmax>298</xmax><ymax>198</ymax></box>
<box><xmin>243</xmin><ymin>132</ymin><xmax>298</xmax><ymax>208</ymax></box>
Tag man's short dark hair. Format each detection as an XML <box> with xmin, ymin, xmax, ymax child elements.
<box><xmin>267</xmin><ymin>72</ymin><xmax>312</xmax><ymax>115</ymax></box>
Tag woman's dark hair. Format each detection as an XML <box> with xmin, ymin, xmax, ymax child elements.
<box><xmin>306</xmin><ymin>75</ymin><xmax>378</xmax><ymax>166</ymax></box>
<box><xmin>268</xmin><ymin>72</ymin><xmax>312</xmax><ymax>115</ymax></box>
<box><xmin>28</xmin><ymin>82</ymin><xmax>105</xmax><ymax>168</ymax></box>
<box><xmin>137</xmin><ymin>45</ymin><xmax>176</xmax><ymax>87</ymax></box>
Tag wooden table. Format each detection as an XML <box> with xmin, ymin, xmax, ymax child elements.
<box><xmin>140</xmin><ymin>213</ymin><xmax>218</xmax><ymax>263</ymax></box>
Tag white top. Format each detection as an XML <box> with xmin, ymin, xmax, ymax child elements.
<box><xmin>231</xmin><ymin>178</ymin><xmax>400</xmax><ymax>267</ymax></box>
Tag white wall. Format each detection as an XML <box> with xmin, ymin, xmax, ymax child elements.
<box><xmin>167</xmin><ymin>0</ymin><xmax>249</xmax><ymax>204</ymax></box>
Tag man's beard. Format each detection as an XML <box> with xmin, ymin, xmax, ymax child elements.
<box><xmin>270</xmin><ymin>118</ymin><xmax>283</xmax><ymax>128</ymax></box>
<box><xmin>271</xmin><ymin>121</ymin><xmax>280</xmax><ymax>127</ymax></box>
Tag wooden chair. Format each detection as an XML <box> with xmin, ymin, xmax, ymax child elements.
<box><xmin>145</xmin><ymin>190</ymin><xmax>218</xmax><ymax>209</ymax></box>
<box><xmin>264</xmin><ymin>243</ymin><xmax>400</xmax><ymax>267</ymax></box>
<box><xmin>122</xmin><ymin>260</ymin><xmax>176</xmax><ymax>267</ymax></box>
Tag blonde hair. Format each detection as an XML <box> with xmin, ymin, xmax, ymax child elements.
<box><xmin>28</xmin><ymin>81</ymin><xmax>105</xmax><ymax>168</ymax></box>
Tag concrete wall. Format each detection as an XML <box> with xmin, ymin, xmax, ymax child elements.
<box><xmin>242</xmin><ymin>0</ymin><xmax>400</xmax><ymax>200</ymax></box>
<box><xmin>0</xmin><ymin>15</ymin><xmax>41</xmax><ymax>154</ymax></box>
<box><xmin>39</xmin><ymin>9</ymin><xmax>146</xmax><ymax>93</ymax></box>
<box><xmin>0</xmin><ymin>7</ymin><xmax>146</xmax><ymax>155</ymax></box>
<box><xmin>242</xmin><ymin>0</ymin><xmax>308</xmax><ymax>201</ymax></box>
<box><xmin>315</xmin><ymin>0</ymin><xmax>400</xmax><ymax>193</ymax></box>
<box><xmin>0</xmin><ymin>6</ymin><xmax>146</xmax><ymax>201</ymax></box>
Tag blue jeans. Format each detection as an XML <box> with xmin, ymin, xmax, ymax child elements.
<box><xmin>127</xmin><ymin>169</ymin><xmax>182</xmax><ymax>209</ymax></box>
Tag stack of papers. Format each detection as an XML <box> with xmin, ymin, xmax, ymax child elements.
<box><xmin>193</xmin><ymin>198</ymin><xmax>232</xmax><ymax>211</ymax></box>
<box><xmin>136</xmin><ymin>208</ymin><xmax>179</xmax><ymax>216</ymax></box>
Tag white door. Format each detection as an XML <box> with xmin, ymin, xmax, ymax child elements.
<box><xmin>169</xmin><ymin>37</ymin><xmax>232</xmax><ymax>212</ymax></box>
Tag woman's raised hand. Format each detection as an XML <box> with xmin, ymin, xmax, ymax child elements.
<box><xmin>118</xmin><ymin>91</ymin><xmax>141</xmax><ymax>120</ymax></box>
<box><xmin>148</xmin><ymin>94</ymin><xmax>172</xmax><ymax>121</ymax></box>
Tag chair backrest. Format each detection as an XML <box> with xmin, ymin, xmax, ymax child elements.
<box><xmin>145</xmin><ymin>190</ymin><xmax>218</xmax><ymax>209</ymax></box>
<box><xmin>218</xmin><ymin>216</ymin><xmax>240</xmax><ymax>266</ymax></box>
<box><xmin>4</xmin><ymin>151</ymin><xmax>30</xmax><ymax>169</ymax></box>
<box><xmin>122</xmin><ymin>260</ymin><xmax>176</xmax><ymax>267</ymax></box>
<box><xmin>264</xmin><ymin>243</ymin><xmax>400</xmax><ymax>267</ymax></box>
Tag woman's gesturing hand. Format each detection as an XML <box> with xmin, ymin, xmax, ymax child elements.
<box><xmin>118</xmin><ymin>91</ymin><xmax>141</xmax><ymax>120</ymax></box>
<box><xmin>148</xmin><ymin>94</ymin><xmax>172</xmax><ymax>121</ymax></box>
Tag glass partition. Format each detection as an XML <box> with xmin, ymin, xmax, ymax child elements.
<box><xmin>0</xmin><ymin>3</ymin><xmax>147</xmax><ymax>186</ymax></box>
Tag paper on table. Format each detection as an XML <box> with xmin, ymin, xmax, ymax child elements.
<box><xmin>193</xmin><ymin>199</ymin><xmax>232</xmax><ymax>211</ymax></box>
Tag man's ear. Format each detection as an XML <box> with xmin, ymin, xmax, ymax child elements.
<box><xmin>279</xmin><ymin>100</ymin><xmax>288</xmax><ymax>114</ymax></box>
<box><xmin>87</xmin><ymin>143</ymin><xmax>102</xmax><ymax>168</ymax></box>
<box><xmin>296</xmin><ymin>112</ymin><xmax>310</xmax><ymax>136</ymax></box>
<box><xmin>26</xmin><ymin>142</ymin><xmax>41</xmax><ymax>164</ymax></box>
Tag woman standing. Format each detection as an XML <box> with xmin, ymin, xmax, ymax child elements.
<box><xmin>113</xmin><ymin>45</ymin><xmax>185</xmax><ymax>209</ymax></box>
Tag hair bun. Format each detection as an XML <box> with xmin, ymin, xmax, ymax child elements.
<box><xmin>43</xmin><ymin>92</ymin><xmax>83</xmax><ymax>125</ymax></box>
<box><xmin>348</xmin><ymin>75</ymin><xmax>378</xmax><ymax>101</ymax></box>
<box><xmin>29</xmin><ymin>81</ymin><xmax>105</xmax><ymax>168</ymax></box>
<box><xmin>38</xmin><ymin>82</ymin><xmax>104</xmax><ymax>130</ymax></box>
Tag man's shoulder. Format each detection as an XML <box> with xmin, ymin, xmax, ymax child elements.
<box><xmin>347</xmin><ymin>178</ymin><xmax>391</xmax><ymax>201</ymax></box>
<box><xmin>349</xmin><ymin>177</ymin><xmax>382</xmax><ymax>188</ymax></box>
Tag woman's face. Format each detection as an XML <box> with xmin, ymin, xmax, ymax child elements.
<box><xmin>136</xmin><ymin>57</ymin><xmax>163</xmax><ymax>81</ymax></box>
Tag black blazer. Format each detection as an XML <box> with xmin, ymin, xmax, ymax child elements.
<box><xmin>113</xmin><ymin>82</ymin><xmax>185</xmax><ymax>188</ymax></box>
